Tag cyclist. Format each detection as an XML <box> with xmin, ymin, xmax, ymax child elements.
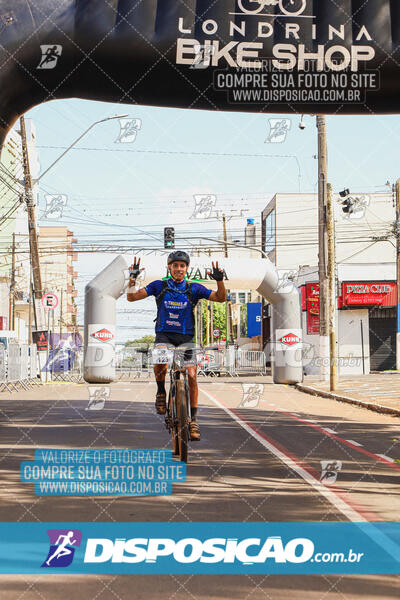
<box><xmin>127</xmin><ymin>251</ymin><xmax>226</xmax><ymax>441</ymax></box>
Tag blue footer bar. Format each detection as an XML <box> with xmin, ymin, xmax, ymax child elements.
<box><xmin>0</xmin><ymin>522</ymin><xmax>399</xmax><ymax>574</ymax></box>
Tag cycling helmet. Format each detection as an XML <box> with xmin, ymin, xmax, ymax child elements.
<box><xmin>167</xmin><ymin>250</ymin><xmax>190</xmax><ymax>266</ymax></box>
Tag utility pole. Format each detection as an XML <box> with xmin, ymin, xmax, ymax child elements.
<box><xmin>59</xmin><ymin>289</ymin><xmax>63</xmax><ymax>340</ymax></box>
<box><xmin>317</xmin><ymin>116</ymin><xmax>329</xmax><ymax>381</ymax></box>
<box><xmin>210</xmin><ymin>301</ymin><xmax>214</xmax><ymax>343</ymax></box>
<box><xmin>206</xmin><ymin>301</ymin><xmax>210</xmax><ymax>346</ymax></box>
<box><xmin>327</xmin><ymin>184</ymin><xmax>338</xmax><ymax>390</ymax></box>
<box><xmin>396</xmin><ymin>179</ymin><xmax>400</xmax><ymax>370</ymax></box>
<box><xmin>222</xmin><ymin>213</ymin><xmax>234</xmax><ymax>346</ymax></box>
<box><xmin>9</xmin><ymin>232</ymin><xmax>15</xmax><ymax>330</ymax></box>
<box><xmin>197</xmin><ymin>302</ymin><xmax>202</xmax><ymax>346</ymax></box>
<box><xmin>20</xmin><ymin>116</ymin><xmax>42</xmax><ymax>335</ymax></box>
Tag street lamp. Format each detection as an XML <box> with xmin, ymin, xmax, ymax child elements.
<box><xmin>35</xmin><ymin>114</ymin><xmax>128</xmax><ymax>183</ymax></box>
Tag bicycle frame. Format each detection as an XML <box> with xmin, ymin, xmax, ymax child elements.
<box><xmin>164</xmin><ymin>351</ymin><xmax>193</xmax><ymax>462</ymax></box>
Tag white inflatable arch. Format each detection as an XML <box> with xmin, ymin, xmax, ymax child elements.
<box><xmin>84</xmin><ymin>253</ymin><xmax>303</xmax><ymax>384</ymax></box>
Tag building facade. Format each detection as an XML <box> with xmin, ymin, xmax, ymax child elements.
<box><xmin>38</xmin><ymin>226</ymin><xmax>78</xmax><ymax>335</ymax></box>
<box><xmin>261</xmin><ymin>192</ymin><xmax>397</xmax><ymax>373</ymax></box>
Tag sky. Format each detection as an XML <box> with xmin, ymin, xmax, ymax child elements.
<box><xmin>25</xmin><ymin>98</ymin><xmax>400</xmax><ymax>343</ymax></box>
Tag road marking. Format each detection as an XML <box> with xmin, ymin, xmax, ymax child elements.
<box><xmin>321</xmin><ymin>427</ymin><xmax>337</xmax><ymax>434</ymax></box>
<box><xmin>266</xmin><ymin>406</ymin><xmax>400</xmax><ymax>473</ymax></box>
<box><xmin>201</xmin><ymin>388</ymin><xmax>375</xmax><ymax>523</ymax></box>
<box><xmin>376</xmin><ymin>454</ymin><xmax>395</xmax><ymax>463</ymax></box>
<box><xmin>345</xmin><ymin>440</ymin><xmax>363</xmax><ymax>447</ymax></box>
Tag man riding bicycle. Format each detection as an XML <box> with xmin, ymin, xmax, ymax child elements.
<box><xmin>127</xmin><ymin>251</ymin><xmax>226</xmax><ymax>441</ymax></box>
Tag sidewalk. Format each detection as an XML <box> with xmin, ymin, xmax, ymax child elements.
<box><xmin>296</xmin><ymin>373</ymin><xmax>400</xmax><ymax>416</ymax></box>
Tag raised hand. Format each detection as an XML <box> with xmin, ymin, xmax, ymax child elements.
<box><xmin>209</xmin><ymin>261</ymin><xmax>224</xmax><ymax>281</ymax></box>
<box><xmin>129</xmin><ymin>257</ymin><xmax>141</xmax><ymax>281</ymax></box>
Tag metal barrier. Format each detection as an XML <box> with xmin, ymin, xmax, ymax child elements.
<box><xmin>29</xmin><ymin>344</ymin><xmax>40</xmax><ymax>383</ymax></box>
<box><xmin>0</xmin><ymin>344</ymin><xmax>10</xmax><ymax>392</ymax></box>
<box><xmin>51</xmin><ymin>350</ymin><xmax>84</xmax><ymax>383</ymax></box>
<box><xmin>7</xmin><ymin>343</ymin><xmax>23</xmax><ymax>390</ymax></box>
<box><xmin>235</xmin><ymin>350</ymin><xmax>266</xmax><ymax>374</ymax></box>
<box><xmin>20</xmin><ymin>344</ymin><xmax>29</xmax><ymax>381</ymax></box>
<box><xmin>9</xmin><ymin>343</ymin><xmax>266</xmax><ymax>386</ymax></box>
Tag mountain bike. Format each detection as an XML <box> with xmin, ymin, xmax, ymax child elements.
<box><xmin>154</xmin><ymin>345</ymin><xmax>203</xmax><ymax>463</ymax></box>
<box><xmin>237</xmin><ymin>0</ymin><xmax>307</xmax><ymax>17</ymax></box>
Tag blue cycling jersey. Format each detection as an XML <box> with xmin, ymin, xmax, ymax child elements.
<box><xmin>145</xmin><ymin>278</ymin><xmax>212</xmax><ymax>334</ymax></box>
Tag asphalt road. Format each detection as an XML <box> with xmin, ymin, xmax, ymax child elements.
<box><xmin>0</xmin><ymin>379</ymin><xmax>399</xmax><ymax>598</ymax></box>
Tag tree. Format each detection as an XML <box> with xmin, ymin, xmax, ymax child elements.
<box><xmin>125</xmin><ymin>335</ymin><xmax>155</xmax><ymax>350</ymax></box>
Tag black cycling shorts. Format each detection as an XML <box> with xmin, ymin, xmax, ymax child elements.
<box><xmin>154</xmin><ymin>332</ymin><xmax>194</xmax><ymax>347</ymax></box>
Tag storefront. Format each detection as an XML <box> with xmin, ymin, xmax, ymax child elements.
<box><xmin>341</xmin><ymin>281</ymin><xmax>397</xmax><ymax>371</ymax></box>
<box><xmin>298</xmin><ymin>276</ymin><xmax>398</xmax><ymax>374</ymax></box>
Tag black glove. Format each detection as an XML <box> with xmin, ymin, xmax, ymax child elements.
<box><xmin>129</xmin><ymin>258</ymin><xmax>141</xmax><ymax>282</ymax></box>
<box><xmin>209</xmin><ymin>262</ymin><xmax>224</xmax><ymax>281</ymax></box>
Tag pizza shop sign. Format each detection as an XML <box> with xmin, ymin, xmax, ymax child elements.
<box><xmin>341</xmin><ymin>281</ymin><xmax>397</xmax><ymax>307</ymax></box>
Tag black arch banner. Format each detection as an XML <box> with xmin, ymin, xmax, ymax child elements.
<box><xmin>1</xmin><ymin>1</ymin><xmax>399</xmax><ymax>141</ymax></box>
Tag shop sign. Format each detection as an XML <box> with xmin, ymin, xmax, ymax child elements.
<box><xmin>342</xmin><ymin>282</ymin><xmax>396</xmax><ymax>307</ymax></box>
<box><xmin>306</xmin><ymin>282</ymin><xmax>319</xmax><ymax>334</ymax></box>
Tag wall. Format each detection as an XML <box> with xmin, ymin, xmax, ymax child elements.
<box><xmin>263</xmin><ymin>192</ymin><xmax>395</xmax><ymax>272</ymax></box>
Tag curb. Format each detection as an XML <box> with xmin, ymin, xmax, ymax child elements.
<box><xmin>295</xmin><ymin>383</ymin><xmax>400</xmax><ymax>417</ymax></box>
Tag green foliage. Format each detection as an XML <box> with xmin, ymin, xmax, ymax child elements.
<box><xmin>125</xmin><ymin>335</ymin><xmax>155</xmax><ymax>349</ymax></box>
<box><xmin>201</xmin><ymin>300</ymin><xmax>227</xmax><ymax>345</ymax></box>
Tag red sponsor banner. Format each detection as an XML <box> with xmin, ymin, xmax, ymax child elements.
<box><xmin>342</xmin><ymin>281</ymin><xmax>397</xmax><ymax>307</ymax></box>
<box><xmin>306</xmin><ymin>282</ymin><xmax>320</xmax><ymax>335</ymax></box>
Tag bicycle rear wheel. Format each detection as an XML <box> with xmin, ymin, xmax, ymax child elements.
<box><xmin>176</xmin><ymin>379</ymin><xmax>188</xmax><ymax>463</ymax></box>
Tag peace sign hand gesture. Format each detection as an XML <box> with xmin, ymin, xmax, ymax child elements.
<box><xmin>129</xmin><ymin>257</ymin><xmax>142</xmax><ymax>281</ymax></box>
<box><xmin>209</xmin><ymin>261</ymin><xmax>224</xmax><ymax>281</ymax></box>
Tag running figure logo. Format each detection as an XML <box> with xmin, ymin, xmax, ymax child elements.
<box><xmin>41</xmin><ymin>529</ymin><xmax>82</xmax><ymax>567</ymax></box>
<box><xmin>43</xmin><ymin>194</ymin><xmax>67</xmax><ymax>219</ymax></box>
<box><xmin>86</xmin><ymin>386</ymin><xmax>110</xmax><ymax>410</ymax></box>
<box><xmin>115</xmin><ymin>118</ymin><xmax>142</xmax><ymax>143</ymax></box>
<box><xmin>265</xmin><ymin>119</ymin><xmax>292</xmax><ymax>143</ymax></box>
<box><xmin>191</xmin><ymin>194</ymin><xmax>217</xmax><ymax>219</ymax></box>
<box><xmin>37</xmin><ymin>45</ymin><xmax>62</xmax><ymax>69</ymax></box>
<box><xmin>320</xmin><ymin>460</ymin><xmax>342</xmax><ymax>485</ymax></box>
<box><xmin>239</xmin><ymin>383</ymin><xmax>264</xmax><ymax>408</ymax></box>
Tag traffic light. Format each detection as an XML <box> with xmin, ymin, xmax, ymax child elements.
<box><xmin>164</xmin><ymin>227</ymin><xmax>175</xmax><ymax>248</ymax></box>
<box><xmin>342</xmin><ymin>197</ymin><xmax>355</xmax><ymax>214</ymax></box>
<box><xmin>339</xmin><ymin>189</ymin><xmax>355</xmax><ymax>214</ymax></box>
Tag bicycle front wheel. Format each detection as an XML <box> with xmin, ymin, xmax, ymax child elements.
<box><xmin>176</xmin><ymin>379</ymin><xmax>189</xmax><ymax>463</ymax></box>
<box><xmin>169</xmin><ymin>387</ymin><xmax>179</xmax><ymax>456</ymax></box>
